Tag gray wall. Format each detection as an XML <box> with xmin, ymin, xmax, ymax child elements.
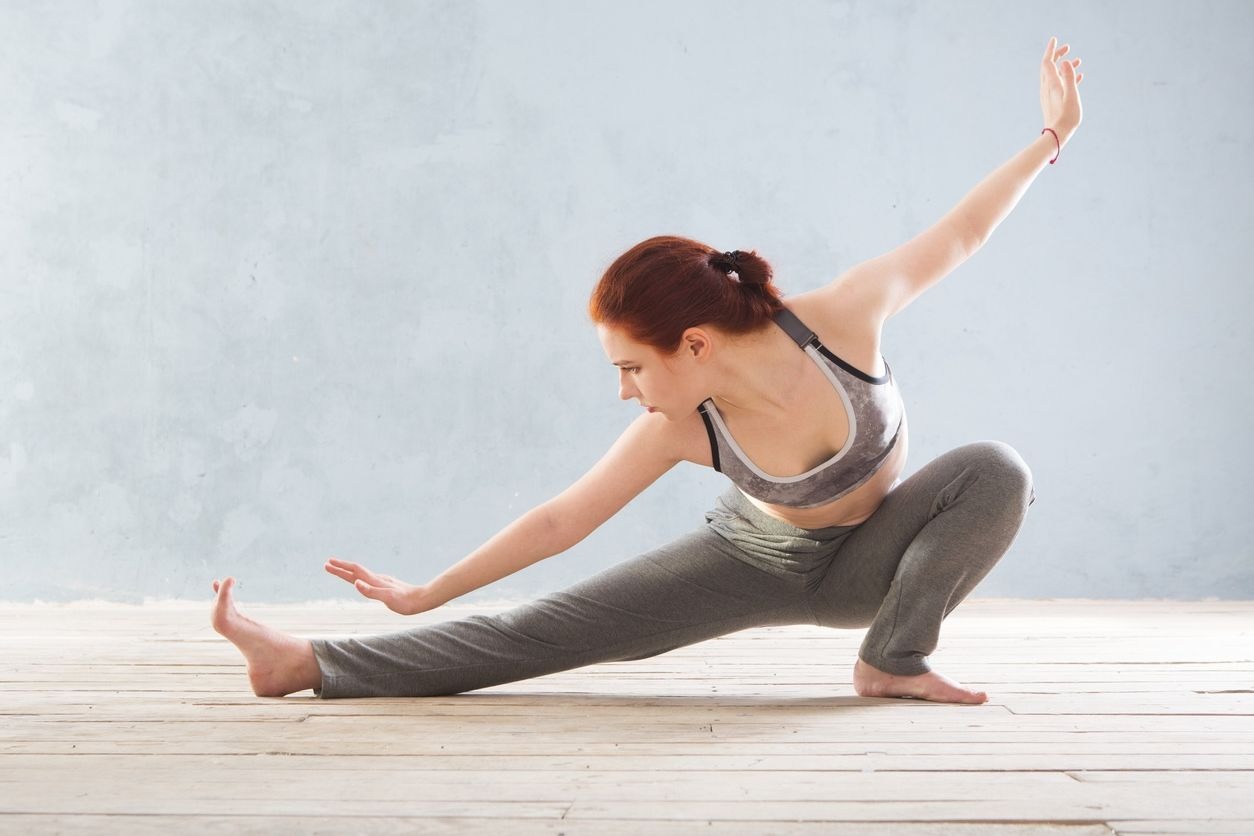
<box><xmin>2</xmin><ymin>0</ymin><xmax>1250</xmax><ymax>603</ymax></box>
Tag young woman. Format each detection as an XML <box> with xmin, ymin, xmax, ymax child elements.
<box><xmin>211</xmin><ymin>37</ymin><xmax>1082</xmax><ymax>705</ymax></box>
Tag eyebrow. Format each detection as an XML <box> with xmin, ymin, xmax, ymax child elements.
<box><xmin>610</xmin><ymin>360</ymin><xmax>638</xmax><ymax>367</ymax></box>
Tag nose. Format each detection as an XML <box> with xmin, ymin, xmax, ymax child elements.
<box><xmin>618</xmin><ymin>373</ymin><xmax>637</xmax><ymax>401</ymax></box>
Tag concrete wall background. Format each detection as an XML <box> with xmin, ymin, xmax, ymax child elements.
<box><xmin>2</xmin><ymin>0</ymin><xmax>1251</xmax><ymax>603</ymax></box>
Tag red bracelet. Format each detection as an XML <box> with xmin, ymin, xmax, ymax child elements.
<box><xmin>1041</xmin><ymin>127</ymin><xmax>1060</xmax><ymax>164</ymax></box>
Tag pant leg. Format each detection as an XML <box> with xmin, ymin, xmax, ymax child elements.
<box><xmin>310</xmin><ymin>524</ymin><xmax>813</xmax><ymax>698</ymax></box>
<box><xmin>810</xmin><ymin>440</ymin><xmax>1036</xmax><ymax>676</ymax></box>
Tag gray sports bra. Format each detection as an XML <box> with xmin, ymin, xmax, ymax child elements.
<box><xmin>696</xmin><ymin>305</ymin><xmax>905</xmax><ymax>509</ymax></box>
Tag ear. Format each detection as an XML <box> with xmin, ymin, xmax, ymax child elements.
<box><xmin>678</xmin><ymin>326</ymin><xmax>714</xmax><ymax>363</ymax></box>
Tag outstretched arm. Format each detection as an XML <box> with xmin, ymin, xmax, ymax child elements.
<box><xmin>326</xmin><ymin>411</ymin><xmax>681</xmax><ymax>614</ymax></box>
<box><xmin>323</xmin><ymin>505</ymin><xmax>562</xmax><ymax>615</ymax></box>
<box><xmin>957</xmin><ymin>36</ymin><xmax>1084</xmax><ymax>247</ymax></box>
<box><xmin>818</xmin><ymin>36</ymin><xmax>1085</xmax><ymax>324</ymax></box>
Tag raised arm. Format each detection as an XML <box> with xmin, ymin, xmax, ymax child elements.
<box><xmin>959</xmin><ymin>38</ymin><xmax>1083</xmax><ymax>248</ymax></box>
<box><xmin>326</xmin><ymin>411</ymin><xmax>681</xmax><ymax>614</ymax></box>
<box><xmin>816</xmin><ymin>37</ymin><xmax>1084</xmax><ymax>325</ymax></box>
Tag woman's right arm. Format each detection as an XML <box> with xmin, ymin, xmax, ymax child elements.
<box><xmin>326</xmin><ymin>411</ymin><xmax>682</xmax><ymax>614</ymax></box>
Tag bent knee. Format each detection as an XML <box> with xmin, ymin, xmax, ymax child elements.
<box><xmin>966</xmin><ymin>440</ymin><xmax>1035</xmax><ymax>506</ymax></box>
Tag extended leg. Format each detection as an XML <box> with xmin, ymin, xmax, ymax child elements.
<box><xmin>812</xmin><ymin>440</ymin><xmax>1036</xmax><ymax>679</ymax></box>
<box><xmin>310</xmin><ymin>526</ymin><xmax>811</xmax><ymax>698</ymax></box>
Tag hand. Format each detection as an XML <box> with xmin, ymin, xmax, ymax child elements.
<box><xmin>1040</xmin><ymin>36</ymin><xmax>1084</xmax><ymax>141</ymax></box>
<box><xmin>324</xmin><ymin>557</ymin><xmax>435</xmax><ymax>615</ymax></box>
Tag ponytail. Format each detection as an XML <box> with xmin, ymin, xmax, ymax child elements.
<box><xmin>589</xmin><ymin>236</ymin><xmax>784</xmax><ymax>354</ymax></box>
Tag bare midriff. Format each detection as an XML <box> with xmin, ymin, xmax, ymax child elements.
<box><xmin>743</xmin><ymin>408</ymin><xmax>909</xmax><ymax>529</ymax></box>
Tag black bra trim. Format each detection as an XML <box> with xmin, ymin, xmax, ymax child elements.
<box><xmin>815</xmin><ymin>344</ymin><xmax>892</xmax><ymax>385</ymax></box>
<box><xmin>697</xmin><ymin>402</ymin><xmax>722</xmax><ymax>473</ymax></box>
<box><xmin>774</xmin><ymin>305</ymin><xmax>892</xmax><ymax>385</ymax></box>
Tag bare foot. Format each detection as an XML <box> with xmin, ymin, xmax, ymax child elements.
<box><xmin>210</xmin><ymin>577</ymin><xmax>322</xmax><ymax>697</ymax></box>
<box><xmin>853</xmin><ymin>657</ymin><xmax>988</xmax><ymax>704</ymax></box>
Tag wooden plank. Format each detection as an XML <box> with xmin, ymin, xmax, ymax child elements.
<box><xmin>0</xmin><ymin>815</ymin><xmax>1120</xmax><ymax>836</ymax></box>
<box><xmin>2</xmin><ymin>774</ymin><xmax>1250</xmax><ymax>819</ymax></box>
<box><xmin>2</xmin><ymin>752</ymin><xmax>1252</xmax><ymax>771</ymax></box>
<box><xmin>5</xmin><ymin>714</ymin><xmax>1253</xmax><ymax>742</ymax></box>
<box><xmin>562</xmin><ymin>791</ymin><xmax>1254</xmax><ymax>822</ymax></box>
<box><xmin>4</xmin><ymin>736</ymin><xmax>1252</xmax><ymax>757</ymax></box>
<box><xmin>1110</xmin><ymin>821</ymin><xmax>1254</xmax><ymax>835</ymax></box>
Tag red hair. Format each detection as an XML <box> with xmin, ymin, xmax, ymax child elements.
<box><xmin>587</xmin><ymin>235</ymin><xmax>785</xmax><ymax>354</ymax></box>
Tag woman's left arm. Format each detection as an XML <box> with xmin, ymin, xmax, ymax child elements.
<box><xmin>958</xmin><ymin>36</ymin><xmax>1085</xmax><ymax>247</ymax></box>
<box><xmin>816</xmin><ymin>37</ymin><xmax>1085</xmax><ymax>325</ymax></box>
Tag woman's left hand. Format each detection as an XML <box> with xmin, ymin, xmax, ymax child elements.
<box><xmin>1040</xmin><ymin>36</ymin><xmax>1084</xmax><ymax>141</ymax></box>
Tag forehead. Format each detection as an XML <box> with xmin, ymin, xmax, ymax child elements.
<box><xmin>596</xmin><ymin>324</ymin><xmax>649</xmax><ymax>357</ymax></box>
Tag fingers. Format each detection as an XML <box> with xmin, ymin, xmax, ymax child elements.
<box><xmin>1043</xmin><ymin>37</ymin><xmax>1083</xmax><ymax>88</ymax></box>
<box><xmin>325</xmin><ymin>557</ymin><xmax>385</xmax><ymax>585</ymax></box>
<box><xmin>1043</xmin><ymin>36</ymin><xmax>1074</xmax><ymax>66</ymax></box>
<box><xmin>1043</xmin><ymin>37</ymin><xmax>1068</xmax><ymax>64</ymax></box>
<box><xmin>353</xmin><ymin>579</ymin><xmax>396</xmax><ymax>608</ymax></box>
<box><xmin>324</xmin><ymin>560</ymin><xmax>356</xmax><ymax>580</ymax></box>
<box><xmin>327</xmin><ymin>557</ymin><xmax>371</xmax><ymax>575</ymax></box>
<box><xmin>324</xmin><ymin>558</ymin><xmax>405</xmax><ymax>603</ymax></box>
<box><xmin>1064</xmin><ymin>59</ymin><xmax>1083</xmax><ymax>85</ymax></box>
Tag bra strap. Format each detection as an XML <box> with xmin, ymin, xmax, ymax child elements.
<box><xmin>772</xmin><ymin>306</ymin><xmax>816</xmax><ymax>348</ymax></box>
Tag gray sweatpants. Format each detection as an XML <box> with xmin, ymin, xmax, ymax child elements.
<box><xmin>310</xmin><ymin>440</ymin><xmax>1035</xmax><ymax>698</ymax></box>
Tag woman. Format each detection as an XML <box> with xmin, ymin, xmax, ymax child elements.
<box><xmin>211</xmin><ymin>37</ymin><xmax>1082</xmax><ymax>704</ymax></box>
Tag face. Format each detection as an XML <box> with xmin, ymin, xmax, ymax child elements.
<box><xmin>596</xmin><ymin>324</ymin><xmax>712</xmax><ymax>419</ymax></box>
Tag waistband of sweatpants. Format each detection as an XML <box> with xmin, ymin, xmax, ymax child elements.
<box><xmin>713</xmin><ymin>484</ymin><xmax>862</xmax><ymax>539</ymax></box>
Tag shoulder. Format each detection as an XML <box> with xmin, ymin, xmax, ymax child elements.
<box><xmin>605</xmin><ymin>407</ymin><xmax>713</xmax><ymax>470</ymax></box>
<box><xmin>604</xmin><ymin>409</ymin><xmax>713</xmax><ymax>470</ymax></box>
<box><xmin>779</xmin><ymin>285</ymin><xmax>886</xmax><ymax>349</ymax></box>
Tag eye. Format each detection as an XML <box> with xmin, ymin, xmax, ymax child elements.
<box><xmin>627</xmin><ymin>367</ymin><xmax>641</xmax><ymax>375</ymax></box>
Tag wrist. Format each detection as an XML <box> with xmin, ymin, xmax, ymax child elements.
<box><xmin>1039</xmin><ymin>127</ymin><xmax>1067</xmax><ymax>164</ymax></box>
<box><xmin>407</xmin><ymin>583</ymin><xmax>444</xmax><ymax>614</ymax></box>
<box><xmin>1045</xmin><ymin>122</ymin><xmax>1076</xmax><ymax>146</ymax></box>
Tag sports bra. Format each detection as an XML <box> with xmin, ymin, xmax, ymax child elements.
<box><xmin>696</xmin><ymin>305</ymin><xmax>905</xmax><ymax>509</ymax></box>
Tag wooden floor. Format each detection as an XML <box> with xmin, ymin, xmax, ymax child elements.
<box><xmin>1</xmin><ymin>598</ymin><xmax>1251</xmax><ymax>835</ymax></box>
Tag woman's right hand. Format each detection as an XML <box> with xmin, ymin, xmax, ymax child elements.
<box><xmin>324</xmin><ymin>557</ymin><xmax>436</xmax><ymax>615</ymax></box>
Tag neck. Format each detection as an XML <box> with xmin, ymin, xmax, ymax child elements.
<box><xmin>709</xmin><ymin>324</ymin><xmax>805</xmax><ymax>418</ymax></box>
